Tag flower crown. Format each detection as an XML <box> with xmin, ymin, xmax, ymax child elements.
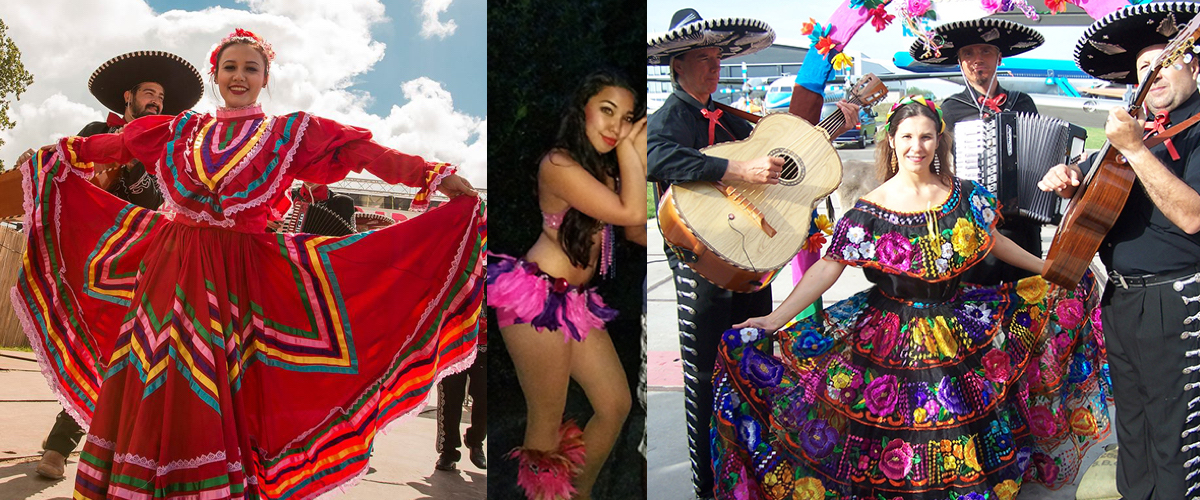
<box><xmin>885</xmin><ymin>94</ymin><xmax>945</xmax><ymax>134</ymax></box>
<box><xmin>208</xmin><ymin>28</ymin><xmax>275</xmax><ymax>75</ymax></box>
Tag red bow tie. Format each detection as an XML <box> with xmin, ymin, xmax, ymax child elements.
<box><xmin>977</xmin><ymin>93</ymin><xmax>1007</xmax><ymax>113</ymax></box>
<box><xmin>1144</xmin><ymin>111</ymin><xmax>1180</xmax><ymax>161</ymax></box>
<box><xmin>106</xmin><ymin>112</ymin><xmax>126</xmax><ymax>128</ymax></box>
<box><xmin>700</xmin><ymin>108</ymin><xmax>732</xmax><ymax>146</ymax></box>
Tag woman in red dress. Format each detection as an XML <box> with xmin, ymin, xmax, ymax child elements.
<box><xmin>12</xmin><ymin>29</ymin><xmax>483</xmax><ymax>499</ymax></box>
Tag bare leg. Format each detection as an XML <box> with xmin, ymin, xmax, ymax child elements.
<box><xmin>569</xmin><ymin>328</ymin><xmax>631</xmax><ymax>499</ymax></box>
<box><xmin>500</xmin><ymin>323</ymin><xmax>572</xmax><ymax>453</ymax></box>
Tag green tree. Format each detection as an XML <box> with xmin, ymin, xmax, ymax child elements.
<box><xmin>0</xmin><ymin>19</ymin><xmax>33</xmax><ymax>171</ymax></box>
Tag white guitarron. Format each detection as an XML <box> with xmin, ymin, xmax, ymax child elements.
<box><xmin>657</xmin><ymin>74</ymin><xmax>887</xmax><ymax>292</ymax></box>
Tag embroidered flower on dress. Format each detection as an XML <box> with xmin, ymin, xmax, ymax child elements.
<box><xmin>792</xmin><ymin>477</ymin><xmax>825</xmax><ymax>500</ymax></box>
<box><xmin>937</xmin><ymin>376</ymin><xmax>969</xmax><ymax>415</ymax></box>
<box><xmin>982</xmin><ymin>349</ymin><xmax>1013</xmax><ymax>383</ymax></box>
<box><xmin>740</xmin><ymin>327</ymin><xmax>760</xmax><ymax>344</ymax></box>
<box><xmin>1028</xmin><ymin>406</ymin><xmax>1057</xmax><ymax>437</ymax></box>
<box><xmin>963</xmin><ymin>303</ymin><xmax>993</xmax><ymax>323</ymax></box>
<box><xmin>842</xmin><ymin>243</ymin><xmax>861</xmax><ymax>261</ymax></box>
<box><xmin>864</xmin><ymin>374</ymin><xmax>899</xmax><ymax>416</ymax></box>
<box><xmin>880</xmin><ymin>438</ymin><xmax>915</xmax><ymax>480</ymax></box>
<box><xmin>941</xmin><ymin>241</ymin><xmax>954</xmax><ymax>259</ymax></box>
<box><xmin>795</xmin><ymin>328</ymin><xmax>835</xmax><ymax>358</ymax></box>
<box><xmin>951</xmin><ymin>218</ymin><xmax>979</xmax><ymax>256</ymax></box>
<box><xmin>1032</xmin><ymin>452</ymin><xmax>1061</xmax><ymax>484</ymax></box>
<box><xmin>847</xmin><ymin>225</ymin><xmax>866</xmax><ymax>244</ymax></box>
<box><xmin>982</xmin><ymin>207</ymin><xmax>996</xmax><ymax>225</ymax></box>
<box><xmin>964</xmin><ymin>437</ymin><xmax>982</xmax><ymax>471</ymax></box>
<box><xmin>741</xmin><ymin>347</ymin><xmax>784</xmax><ymax>387</ymax></box>
<box><xmin>876</xmin><ymin>232</ymin><xmax>914</xmax><ymax>271</ymax></box>
<box><xmin>1070</xmin><ymin>407</ymin><xmax>1099</xmax><ymax>436</ymax></box>
<box><xmin>1056</xmin><ymin>298</ymin><xmax>1085</xmax><ymax>330</ymax></box>
<box><xmin>798</xmin><ymin>418</ymin><xmax>838</xmax><ymax>458</ymax></box>
<box><xmin>859</xmin><ymin>240</ymin><xmax>876</xmax><ymax>260</ymax></box>
<box><xmin>994</xmin><ymin>479</ymin><xmax>1021</xmax><ymax>500</ymax></box>
<box><xmin>737</xmin><ymin>415</ymin><xmax>762</xmax><ymax>449</ymax></box>
<box><xmin>1017</xmin><ymin>277</ymin><xmax>1049</xmax><ymax>303</ymax></box>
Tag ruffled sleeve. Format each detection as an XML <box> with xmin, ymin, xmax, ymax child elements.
<box><xmin>56</xmin><ymin>114</ymin><xmax>175</xmax><ymax>174</ymax></box>
<box><xmin>289</xmin><ymin>114</ymin><xmax>456</xmax><ymax>212</ymax></box>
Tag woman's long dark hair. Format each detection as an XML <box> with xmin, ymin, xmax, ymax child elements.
<box><xmin>548</xmin><ymin>69</ymin><xmax>644</xmax><ymax>269</ymax></box>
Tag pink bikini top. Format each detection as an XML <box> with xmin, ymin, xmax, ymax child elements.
<box><xmin>542</xmin><ymin>208</ymin><xmax>568</xmax><ymax>229</ymax></box>
<box><xmin>540</xmin><ymin>206</ymin><xmax>614</xmax><ymax>279</ymax></box>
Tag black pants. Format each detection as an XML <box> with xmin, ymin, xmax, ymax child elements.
<box><xmin>959</xmin><ymin>215</ymin><xmax>1041</xmax><ymax>285</ymax></box>
<box><xmin>45</xmin><ymin>410</ymin><xmax>85</xmax><ymax>456</ymax></box>
<box><xmin>436</xmin><ymin>349</ymin><xmax>486</xmax><ymax>461</ymax></box>
<box><xmin>1103</xmin><ymin>272</ymin><xmax>1200</xmax><ymax>500</ymax></box>
<box><xmin>669</xmin><ymin>256</ymin><xmax>772</xmax><ymax>497</ymax></box>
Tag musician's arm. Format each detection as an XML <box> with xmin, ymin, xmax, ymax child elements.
<box><xmin>829</xmin><ymin>101</ymin><xmax>861</xmax><ymax>139</ymax></box>
<box><xmin>990</xmin><ymin>230</ymin><xmax>1045</xmax><ymax>275</ymax></box>
<box><xmin>647</xmin><ymin>109</ymin><xmax>728</xmax><ymax>184</ymax></box>
<box><xmin>732</xmin><ymin>257</ymin><xmax>846</xmax><ymax>332</ymax></box>
<box><xmin>1109</xmin><ymin>107</ymin><xmax>1200</xmax><ymax>234</ymax></box>
<box><xmin>1037</xmin><ymin>163</ymin><xmax>1085</xmax><ymax>199</ymax></box>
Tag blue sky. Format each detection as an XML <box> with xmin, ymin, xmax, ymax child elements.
<box><xmin>145</xmin><ymin>0</ymin><xmax>486</xmax><ymax>117</ymax></box>
<box><xmin>0</xmin><ymin>0</ymin><xmax>488</xmax><ymax>185</ymax></box>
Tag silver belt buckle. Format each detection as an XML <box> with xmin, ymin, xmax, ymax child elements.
<box><xmin>1113</xmin><ymin>272</ymin><xmax>1129</xmax><ymax>289</ymax></box>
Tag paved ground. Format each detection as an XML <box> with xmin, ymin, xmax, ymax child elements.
<box><xmin>646</xmin><ymin>145</ymin><xmax>1117</xmax><ymax>500</ymax></box>
<box><xmin>0</xmin><ymin>350</ymin><xmax>485</xmax><ymax>500</ymax></box>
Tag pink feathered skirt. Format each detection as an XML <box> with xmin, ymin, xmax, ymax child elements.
<box><xmin>486</xmin><ymin>252</ymin><xmax>616</xmax><ymax>342</ymax></box>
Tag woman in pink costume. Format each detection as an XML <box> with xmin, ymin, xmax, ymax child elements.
<box><xmin>487</xmin><ymin>69</ymin><xmax>646</xmax><ymax>500</ymax></box>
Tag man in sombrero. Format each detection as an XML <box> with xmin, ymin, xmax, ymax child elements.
<box><xmin>1037</xmin><ymin>2</ymin><xmax>1200</xmax><ymax>498</ymax></box>
<box><xmin>909</xmin><ymin>18</ymin><xmax>1046</xmax><ymax>287</ymax></box>
<box><xmin>25</xmin><ymin>49</ymin><xmax>201</xmax><ymax>480</ymax></box>
<box><xmin>647</xmin><ymin>9</ymin><xmax>857</xmax><ymax>498</ymax></box>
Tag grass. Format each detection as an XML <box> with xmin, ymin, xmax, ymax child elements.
<box><xmin>648</xmin><ymin>182</ymin><xmax>657</xmax><ymax>219</ymax></box>
<box><xmin>1083</xmin><ymin>127</ymin><xmax>1107</xmax><ymax>151</ymax></box>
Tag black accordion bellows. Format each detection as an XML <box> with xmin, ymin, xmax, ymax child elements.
<box><xmin>953</xmin><ymin>112</ymin><xmax>1087</xmax><ymax>224</ymax></box>
<box><xmin>281</xmin><ymin>193</ymin><xmax>358</xmax><ymax>236</ymax></box>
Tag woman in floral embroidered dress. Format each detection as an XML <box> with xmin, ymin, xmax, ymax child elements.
<box><xmin>12</xmin><ymin>29</ymin><xmax>482</xmax><ymax>499</ymax></box>
<box><xmin>714</xmin><ymin>96</ymin><xmax>1110</xmax><ymax>500</ymax></box>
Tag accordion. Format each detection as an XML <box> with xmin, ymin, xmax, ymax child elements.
<box><xmin>953</xmin><ymin>112</ymin><xmax>1086</xmax><ymax>224</ymax></box>
<box><xmin>279</xmin><ymin>194</ymin><xmax>358</xmax><ymax>236</ymax></box>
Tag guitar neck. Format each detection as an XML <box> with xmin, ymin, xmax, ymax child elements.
<box><xmin>816</xmin><ymin>94</ymin><xmax>866</xmax><ymax>136</ymax></box>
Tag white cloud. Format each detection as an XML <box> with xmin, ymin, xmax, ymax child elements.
<box><xmin>417</xmin><ymin>0</ymin><xmax>457</xmax><ymax>39</ymax></box>
<box><xmin>0</xmin><ymin>0</ymin><xmax>485</xmax><ymax>187</ymax></box>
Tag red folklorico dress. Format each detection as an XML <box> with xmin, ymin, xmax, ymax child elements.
<box><xmin>11</xmin><ymin>103</ymin><xmax>485</xmax><ymax>499</ymax></box>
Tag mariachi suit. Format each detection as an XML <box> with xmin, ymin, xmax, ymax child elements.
<box><xmin>940</xmin><ymin>86</ymin><xmax>1042</xmax><ymax>285</ymax></box>
<box><xmin>648</xmin><ymin>88</ymin><xmax>773</xmax><ymax>497</ymax></box>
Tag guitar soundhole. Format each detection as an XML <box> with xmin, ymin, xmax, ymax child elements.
<box><xmin>769</xmin><ymin>147</ymin><xmax>804</xmax><ymax>186</ymax></box>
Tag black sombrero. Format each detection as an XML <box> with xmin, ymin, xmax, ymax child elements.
<box><xmin>1075</xmin><ymin>2</ymin><xmax>1200</xmax><ymax>84</ymax></box>
<box><xmin>910</xmin><ymin>18</ymin><xmax>1044</xmax><ymax>65</ymax></box>
<box><xmin>88</xmin><ymin>51</ymin><xmax>203</xmax><ymax>116</ymax></box>
<box><xmin>647</xmin><ymin>9</ymin><xmax>774</xmax><ymax>65</ymax></box>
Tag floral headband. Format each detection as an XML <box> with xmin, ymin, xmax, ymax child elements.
<box><xmin>885</xmin><ymin>94</ymin><xmax>945</xmax><ymax>134</ymax></box>
<box><xmin>208</xmin><ymin>28</ymin><xmax>275</xmax><ymax>75</ymax></box>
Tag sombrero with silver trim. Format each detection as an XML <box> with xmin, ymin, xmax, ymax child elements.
<box><xmin>88</xmin><ymin>51</ymin><xmax>203</xmax><ymax>116</ymax></box>
<box><xmin>647</xmin><ymin>9</ymin><xmax>774</xmax><ymax>65</ymax></box>
<box><xmin>909</xmin><ymin>18</ymin><xmax>1044</xmax><ymax>65</ymax></box>
<box><xmin>1075</xmin><ymin>2</ymin><xmax>1200</xmax><ymax>84</ymax></box>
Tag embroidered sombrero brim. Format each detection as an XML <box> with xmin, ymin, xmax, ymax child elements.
<box><xmin>1075</xmin><ymin>2</ymin><xmax>1200</xmax><ymax>84</ymax></box>
<box><xmin>910</xmin><ymin>18</ymin><xmax>1044</xmax><ymax>65</ymax></box>
<box><xmin>88</xmin><ymin>51</ymin><xmax>203</xmax><ymax>116</ymax></box>
<box><xmin>647</xmin><ymin>17</ymin><xmax>774</xmax><ymax>65</ymax></box>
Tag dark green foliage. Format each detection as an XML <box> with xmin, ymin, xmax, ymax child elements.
<box><xmin>0</xmin><ymin>19</ymin><xmax>34</xmax><ymax>171</ymax></box>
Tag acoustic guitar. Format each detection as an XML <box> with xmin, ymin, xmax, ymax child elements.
<box><xmin>657</xmin><ymin>74</ymin><xmax>887</xmax><ymax>293</ymax></box>
<box><xmin>1043</xmin><ymin>14</ymin><xmax>1200</xmax><ymax>288</ymax></box>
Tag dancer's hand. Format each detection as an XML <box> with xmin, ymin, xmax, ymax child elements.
<box><xmin>437</xmin><ymin>173</ymin><xmax>478</xmax><ymax>198</ymax></box>
<box><xmin>732</xmin><ymin>315</ymin><xmax>784</xmax><ymax>333</ymax></box>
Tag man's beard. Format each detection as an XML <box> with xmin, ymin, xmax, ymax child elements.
<box><xmin>131</xmin><ymin>101</ymin><xmax>162</xmax><ymax>118</ymax></box>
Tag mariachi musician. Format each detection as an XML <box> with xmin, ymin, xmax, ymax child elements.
<box><xmin>908</xmin><ymin>18</ymin><xmax>1047</xmax><ymax>285</ymax></box>
<box><xmin>646</xmin><ymin>9</ymin><xmax>857</xmax><ymax>498</ymax></box>
<box><xmin>1038</xmin><ymin>3</ymin><xmax>1200</xmax><ymax>498</ymax></box>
